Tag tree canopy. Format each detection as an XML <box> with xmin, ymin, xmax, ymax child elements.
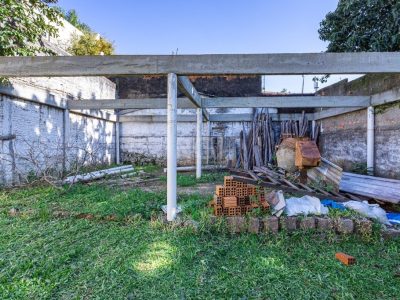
<box><xmin>0</xmin><ymin>0</ymin><xmax>61</xmax><ymax>56</ymax></box>
<box><xmin>319</xmin><ymin>0</ymin><xmax>400</xmax><ymax>52</ymax></box>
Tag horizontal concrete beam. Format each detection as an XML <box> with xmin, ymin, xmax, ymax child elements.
<box><xmin>68</xmin><ymin>96</ymin><xmax>370</xmax><ymax>110</ymax></box>
<box><xmin>67</xmin><ymin>98</ymin><xmax>195</xmax><ymax>110</ymax></box>
<box><xmin>202</xmin><ymin>96</ymin><xmax>370</xmax><ymax>108</ymax></box>
<box><xmin>119</xmin><ymin>113</ymin><xmax>314</xmax><ymax>123</ymax></box>
<box><xmin>313</xmin><ymin>107</ymin><xmax>365</xmax><ymax>120</ymax></box>
<box><xmin>1</xmin><ymin>52</ymin><xmax>400</xmax><ymax>77</ymax></box>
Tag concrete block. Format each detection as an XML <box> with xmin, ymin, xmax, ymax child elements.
<box><xmin>280</xmin><ymin>216</ymin><xmax>298</xmax><ymax>232</ymax></box>
<box><xmin>226</xmin><ymin>216</ymin><xmax>246</xmax><ymax>233</ymax></box>
<box><xmin>335</xmin><ymin>218</ymin><xmax>354</xmax><ymax>234</ymax></box>
<box><xmin>382</xmin><ymin>229</ymin><xmax>400</xmax><ymax>240</ymax></box>
<box><xmin>354</xmin><ymin>219</ymin><xmax>373</xmax><ymax>236</ymax></box>
<box><xmin>315</xmin><ymin>217</ymin><xmax>333</xmax><ymax>231</ymax></box>
<box><xmin>299</xmin><ymin>217</ymin><xmax>316</xmax><ymax>230</ymax></box>
<box><xmin>263</xmin><ymin>216</ymin><xmax>279</xmax><ymax>234</ymax></box>
<box><xmin>247</xmin><ymin>217</ymin><xmax>260</xmax><ymax>234</ymax></box>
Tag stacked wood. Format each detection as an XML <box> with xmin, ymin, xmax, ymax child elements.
<box><xmin>211</xmin><ymin>176</ymin><xmax>269</xmax><ymax>216</ymax></box>
<box><xmin>339</xmin><ymin>172</ymin><xmax>400</xmax><ymax>204</ymax></box>
<box><xmin>280</xmin><ymin>111</ymin><xmax>309</xmax><ymax>139</ymax></box>
<box><xmin>236</xmin><ymin>109</ymin><xmax>275</xmax><ymax>170</ymax></box>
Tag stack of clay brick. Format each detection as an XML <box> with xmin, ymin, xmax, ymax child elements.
<box><xmin>212</xmin><ymin>176</ymin><xmax>269</xmax><ymax>216</ymax></box>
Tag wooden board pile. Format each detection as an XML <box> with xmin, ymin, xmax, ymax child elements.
<box><xmin>211</xmin><ymin>176</ymin><xmax>270</xmax><ymax>216</ymax></box>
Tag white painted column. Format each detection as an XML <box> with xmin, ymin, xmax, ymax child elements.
<box><xmin>115</xmin><ymin>114</ymin><xmax>120</xmax><ymax>164</ymax></box>
<box><xmin>206</xmin><ymin>121</ymin><xmax>210</xmax><ymax>165</ymax></box>
<box><xmin>311</xmin><ymin>120</ymin><xmax>316</xmax><ymax>140</ymax></box>
<box><xmin>367</xmin><ymin>106</ymin><xmax>375</xmax><ymax>175</ymax></box>
<box><xmin>167</xmin><ymin>73</ymin><xmax>178</xmax><ymax>221</ymax></box>
<box><xmin>196</xmin><ymin>108</ymin><xmax>202</xmax><ymax>178</ymax></box>
<box><xmin>62</xmin><ymin>109</ymin><xmax>70</xmax><ymax>172</ymax></box>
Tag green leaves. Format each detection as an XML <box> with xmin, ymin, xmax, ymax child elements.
<box><xmin>0</xmin><ymin>0</ymin><xmax>62</xmax><ymax>56</ymax></box>
<box><xmin>319</xmin><ymin>0</ymin><xmax>400</xmax><ymax>52</ymax></box>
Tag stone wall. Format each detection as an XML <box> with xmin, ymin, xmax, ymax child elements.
<box><xmin>317</xmin><ymin>74</ymin><xmax>400</xmax><ymax>178</ymax></box>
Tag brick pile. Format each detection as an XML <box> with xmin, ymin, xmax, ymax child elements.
<box><xmin>211</xmin><ymin>176</ymin><xmax>269</xmax><ymax>216</ymax></box>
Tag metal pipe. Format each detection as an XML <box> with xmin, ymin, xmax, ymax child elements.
<box><xmin>196</xmin><ymin>108</ymin><xmax>202</xmax><ymax>178</ymax></box>
<box><xmin>167</xmin><ymin>73</ymin><xmax>178</xmax><ymax>221</ymax></box>
<box><xmin>367</xmin><ymin>106</ymin><xmax>375</xmax><ymax>175</ymax></box>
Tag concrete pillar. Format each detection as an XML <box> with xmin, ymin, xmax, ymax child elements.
<box><xmin>196</xmin><ymin>108</ymin><xmax>202</xmax><ymax>178</ymax></box>
<box><xmin>167</xmin><ymin>73</ymin><xmax>178</xmax><ymax>221</ymax></box>
<box><xmin>62</xmin><ymin>109</ymin><xmax>70</xmax><ymax>173</ymax></box>
<box><xmin>115</xmin><ymin>114</ymin><xmax>120</xmax><ymax>164</ymax></box>
<box><xmin>206</xmin><ymin>120</ymin><xmax>210</xmax><ymax>165</ymax></box>
<box><xmin>367</xmin><ymin>106</ymin><xmax>375</xmax><ymax>175</ymax></box>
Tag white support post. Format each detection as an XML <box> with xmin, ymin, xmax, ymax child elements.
<box><xmin>167</xmin><ymin>73</ymin><xmax>178</xmax><ymax>221</ymax></box>
<box><xmin>311</xmin><ymin>120</ymin><xmax>316</xmax><ymax>140</ymax></box>
<box><xmin>62</xmin><ymin>109</ymin><xmax>70</xmax><ymax>173</ymax></box>
<box><xmin>196</xmin><ymin>108</ymin><xmax>202</xmax><ymax>179</ymax></box>
<box><xmin>115</xmin><ymin>114</ymin><xmax>120</xmax><ymax>164</ymax></box>
<box><xmin>206</xmin><ymin>121</ymin><xmax>210</xmax><ymax>165</ymax></box>
<box><xmin>367</xmin><ymin>106</ymin><xmax>375</xmax><ymax>175</ymax></box>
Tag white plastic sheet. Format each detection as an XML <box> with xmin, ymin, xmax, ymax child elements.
<box><xmin>343</xmin><ymin>201</ymin><xmax>390</xmax><ymax>225</ymax></box>
<box><xmin>284</xmin><ymin>195</ymin><xmax>329</xmax><ymax>216</ymax></box>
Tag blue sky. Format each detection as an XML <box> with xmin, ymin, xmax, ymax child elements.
<box><xmin>56</xmin><ymin>0</ymin><xmax>356</xmax><ymax>92</ymax></box>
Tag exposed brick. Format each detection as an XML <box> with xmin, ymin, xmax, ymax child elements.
<box><xmin>299</xmin><ymin>217</ymin><xmax>316</xmax><ymax>230</ymax></box>
<box><xmin>247</xmin><ymin>217</ymin><xmax>260</xmax><ymax>234</ymax></box>
<box><xmin>263</xmin><ymin>216</ymin><xmax>279</xmax><ymax>234</ymax></box>
<box><xmin>335</xmin><ymin>218</ymin><xmax>354</xmax><ymax>234</ymax></box>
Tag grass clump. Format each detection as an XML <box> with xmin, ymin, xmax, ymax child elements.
<box><xmin>160</xmin><ymin>172</ymin><xmax>227</xmax><ymax>187</ymax></box>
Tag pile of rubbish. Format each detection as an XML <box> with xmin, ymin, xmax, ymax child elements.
<box><xmin>265</xmin><ymin>190</ymin><xmax>399</xmax><ymax>226</ymax></box>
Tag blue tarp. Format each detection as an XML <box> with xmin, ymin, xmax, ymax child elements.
<box><xmin>387</xmin><ymin>213</ymin><xmax>400</xmax><ymax>225</ymax></box>
<box><xmin>321</xmin><ymin>199</ymin><xmax>346</xmax><ymax>211</ymax></box>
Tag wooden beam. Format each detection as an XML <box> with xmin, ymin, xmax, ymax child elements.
<box><xmin>202</xmin><ymin>96</ymin><xmax>370</xmax><ymax>108</ymax></box>
<box><xmin>67</xmin><ymin>98</ymin><xmax>195</xmax><ymax>110</ymax></box>
<box><xmin>1</xmin><ymin>53</ymin><xmax>400</xmax><ymax>77</ymax></box>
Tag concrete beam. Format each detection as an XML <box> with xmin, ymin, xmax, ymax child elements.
<box><xmin>119</xmin><ymin>113</ymin><xmax>314</xmax><ymax>123</ymax></box>
<box><xmin>1</xmin><ymin>53</ymin><xmax>400</xmax><ymax>77</ymax></box>
<box><xmin>203</xmin><ymin>96</ymin><xmax>370</xmax><ymax>108</ymax></box>
<box><xmin>177</xmin><ymin>76</ymin><xmax>209</xmax><ymax>121</ymax></box>
<box><xmin>313</xmin><ymin>107</ymin><xmax>366</xmax><ymax>120</ymax></box>
<box><xmin>371</xmin><ymin>86</ymin><xmax>400</xmax><ymax>106</ymax></box>
<box><xmin>67</xmin><ymin>98</ymin><xmax>195</xmax><ymax>110</ymax></box>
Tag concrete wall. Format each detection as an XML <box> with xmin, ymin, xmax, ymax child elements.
<box><xmin>317</xmin><ymin>74</ymin><xmax>400</xmax><ymax>178</ymax></box>
<box><xmin>0</xmin><ymin>76</ymin><xmax>116</xmax><ymax>186</ymax></box>
<box><xmin>116</xmin><ymin>76</ymin><xmax>261</xmax><ymax>166</ymax></box>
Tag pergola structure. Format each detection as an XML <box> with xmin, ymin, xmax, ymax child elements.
<box><xmin>1</xmin><ymin>52</ymin><xmax>400</xmax><ymax>220</ymax></box>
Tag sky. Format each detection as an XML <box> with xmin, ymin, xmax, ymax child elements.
<box><xmin>56</xmin><ymin>0</ymin><xmax>358</xmax><ymax>93</ymax></box>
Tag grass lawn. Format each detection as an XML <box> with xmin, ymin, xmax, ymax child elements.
<box><xmin>0</xmin><ymin>179</ymin><xmax>399</xmax><ymax>299</ymax></box>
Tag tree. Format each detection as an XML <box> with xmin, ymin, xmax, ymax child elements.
<box><xmin>319</xmin><ymin>0</ymin><xmax>400</xmax><ymax>52</ymax></box>
<box><xmin>0</xmin><ymin>0</ymin><xmax>62</xmax><ymax>56</ymax></box>
<box><xmin>69</xmin><ymin>32</ymin><xmax>114</xmax><ymax>55</ymax></box>
<box><xmin>62</xmin><ymin>9</ymin><xmax>92</xmax><ymax>33</ymax></box>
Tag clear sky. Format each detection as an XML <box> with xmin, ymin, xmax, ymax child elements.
<box><xmin>56</xmin><ymin>0</ymin><xmax>357</xmax><ymax>93</ymax></box>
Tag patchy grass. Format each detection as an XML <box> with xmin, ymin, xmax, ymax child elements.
<box><xmin>160</xmin><ymin>172</ymin><xmax>227</xmax><ymax>187</ymax></box>
<box><xmin>0</xmin><ymin>184</ymin><xmax>400</xmax><ymax>299</ymax></box>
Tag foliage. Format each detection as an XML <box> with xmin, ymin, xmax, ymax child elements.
<box><xmin>62</xmin><ymin>9</ymin><xmax>92</xmax><ymax>33</ymax></box>
<box><xmin>0</xmin><ymin>0</ymin><xmax>61</xmax><ymax>56</ymax></box>
<box><xmin>0</xmin><ymin>184</ymin><xmax>399</xmax><ymax>298</ymax></box>
<box><xmin>68</xmin><ymin>31</ymin><xmax>114</xmax><ymax>55</ymax></box>
<box><xmin>319</xmin><ymin>0</ymin><xmax>400</xmax><ymax>52</ymax></box>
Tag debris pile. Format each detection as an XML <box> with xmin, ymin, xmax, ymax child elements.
<box><xmin>211</xmin><ymin>176</ymin><xmax>269</xmax><ymax>216</ymax></box>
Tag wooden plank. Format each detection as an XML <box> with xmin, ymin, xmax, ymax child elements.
<box><xmin>1</xmin><ymin>53</ymin><xmax>400</xmax><ymax>77</ymax></box>
<box><xmin>203</xmin><ymin>96</ymin><xmax>370</xmax><ymax>108</ymax></box>
<box><xmin>67</xmin><ymin>98</ymin><xmax>195</xmax><ymax>110</ymax></box>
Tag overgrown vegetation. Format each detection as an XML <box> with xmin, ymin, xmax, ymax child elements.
<box><xmin>0</xmin><ymin>0</ymin><xmax>61</xmax><ymax>56</ymax></box>
<box><xmin>68</xmin><ymin>31</ymin><xmax>114</xmax><ymax>56</ymax></box>
<box><xmin>319</xmin><ymin>0</ymin><xmax>400</xmax><ymax>52</ymax></box>
<box><xmin>0</xmin><ymin>184</ymin><xmax>399</xmax><ymax>299</ymax></box>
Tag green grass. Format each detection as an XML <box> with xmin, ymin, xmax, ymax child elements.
<box><xmin>0</xmin><ymin>184</ymin><xmax>400</xmax><ymax>299</ymax></box>
<box><xmin>160</xmin><ymin>172</ymin><xmax>227</xmax><ymax>187</ymax></box>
